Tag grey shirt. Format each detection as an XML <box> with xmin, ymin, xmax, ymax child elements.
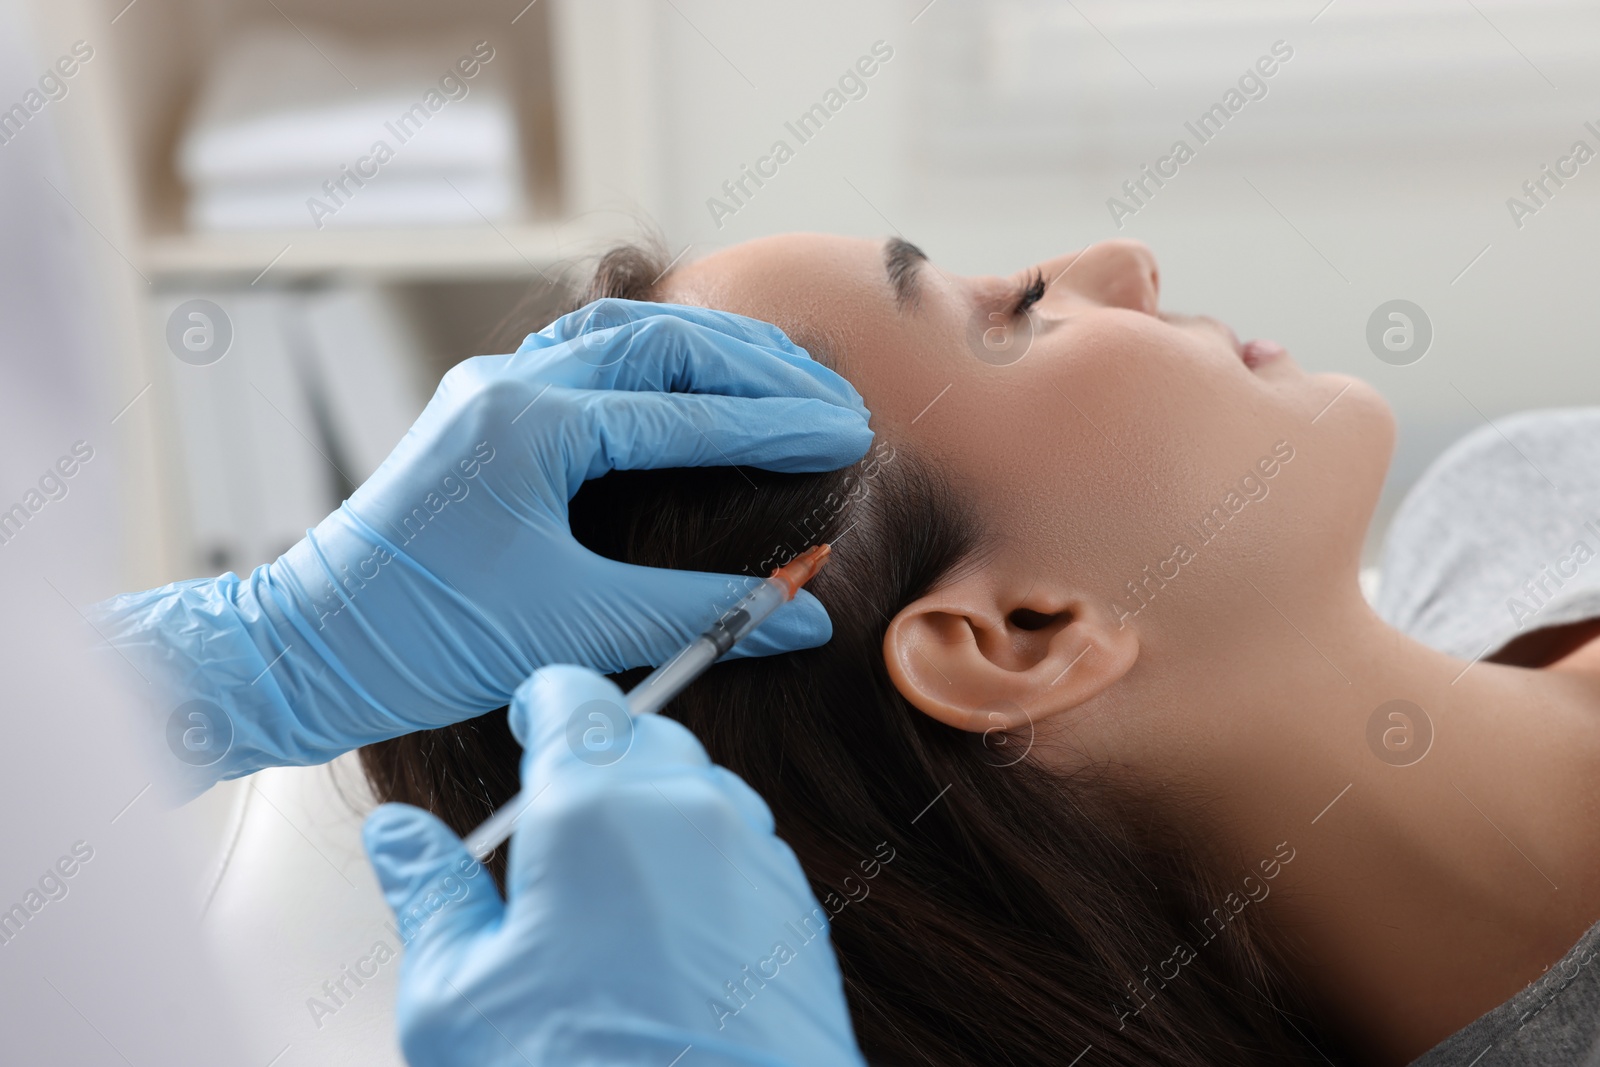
<box><xmin>1375</xmin><ymin>408</ymin><xmax>1600</xmax><ymax>1066</ymax></box>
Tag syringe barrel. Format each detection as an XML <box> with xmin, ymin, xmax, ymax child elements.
<box><xmin>626</xmin><ymin>577</ymin><xmax>786</xmax><ymax>716</ymax></box>
<box><xmin>461</xmin><ymin>575</ymin><xmax>796</xmax><ymax>857</ymax></box>
<box><xmin>710</xmin><ymin>578</ymin><xmax>787</xmax><ymax>648</ymax></box>
<box><xmin>626</xmin><ymin>636</ymin><xmax>718</xmax><ymax>717</ymax></box>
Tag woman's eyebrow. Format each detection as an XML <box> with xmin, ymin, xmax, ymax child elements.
<box><xmin>883</xmin><ymin>237</ymin><xmax>927</xmax><ymax>310</ymax></box>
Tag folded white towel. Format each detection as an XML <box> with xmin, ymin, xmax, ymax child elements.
<box><xmin>178</xmin><ymin>24</ymin><xmax>523</xmax><ymax>228</ymax></box>
<box><xmin>186</xmin><ymin>172</ymin><xmax>520</xmax><ymax>231</ymax></box>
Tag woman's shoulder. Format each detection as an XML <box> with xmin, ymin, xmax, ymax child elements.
<box><xmin>1408</xmin><ymin>918</ymin><xmax>1600</xmax><ymax>1067</ymax></box>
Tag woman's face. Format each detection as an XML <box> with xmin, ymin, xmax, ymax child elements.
<box><xmin>661</xmin><ymin>234</ymin><xmax>1395</xmax><ymax>801</ymax></box>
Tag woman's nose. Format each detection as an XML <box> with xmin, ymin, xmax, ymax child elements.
<box><xmin>1041</xmin><ymin>239</ymin><xmax>1160</xmax><ymax>315</ymax></box>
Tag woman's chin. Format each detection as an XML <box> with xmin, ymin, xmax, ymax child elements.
<box><xmin>1303</xmin><ymin>374</ymin><xmax>1397</xmax><ymax>509</ymax></box>
<box><xmin>1304</xmin><ymin>372</ymin><xmax>1391</xmax><ymax>432</ymax></box>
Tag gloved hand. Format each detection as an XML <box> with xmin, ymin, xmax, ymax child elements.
<box><xmin>363</xmin><ymin>665</ymin><xmax>867</xmax><ymax>1067</ymax></box>
<box><xmin>94</xmin><ymin>301</ymin><xmax>871</xmax><ymax>792</ymax></box>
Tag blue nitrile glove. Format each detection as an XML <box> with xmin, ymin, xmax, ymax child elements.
<box><xmin>363</xmin><ymin>665</ymin><xmax>868</xmax><ymax>1067</ymax></box>
<box><xmin>94</xmin><ymin>301</ymin><xmax>871</xmax><ymax>793</ymax></box>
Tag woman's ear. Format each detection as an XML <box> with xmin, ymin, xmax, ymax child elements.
<box><xmin>883</xmin><ymin>569</ymin><xmax>1139</xmax><ymax>734</ymax></box>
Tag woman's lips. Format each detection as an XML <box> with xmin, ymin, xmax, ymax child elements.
<box><xmin>1161</xmin><ymin>312</ymin><xmax>1285</xmax><ymax>371</ymax></box>
<box><xmin>1240</xmin><ymin>338</ymin><xmax>1286</xmax><ymax>370</ymax></box>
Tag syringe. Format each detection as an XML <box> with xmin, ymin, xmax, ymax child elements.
<box><xmin>462</xmin><ymin>543</ymin><xmax>832</xmax><ymax>861</ymax></box>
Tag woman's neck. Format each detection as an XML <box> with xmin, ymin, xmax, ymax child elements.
<box><xmin>1230</xmin><ymin>595</ymin><xmax>1600</xmax><ymax>1064</ymax></box>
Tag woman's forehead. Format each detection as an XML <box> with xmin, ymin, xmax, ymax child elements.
<box><xmin>659</xmin><ymin>233</ymin><xmax>902</xmax><ymax>374</ymax></box>
<box><xmin>662</xmin><ymin>234</ymin><xmax>889</xmax><ymax>313</ymax></box>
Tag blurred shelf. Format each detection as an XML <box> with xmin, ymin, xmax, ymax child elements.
<box><xmin>142</xmin><ymin>215</ymin><xmax>626</xmax><ymax>284</ymax></box>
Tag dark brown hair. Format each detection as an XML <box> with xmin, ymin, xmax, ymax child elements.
<box><xmin>361</xmin><ymin>245</ymin><xmax>1344</xmax><ymax>1066</ymax></box>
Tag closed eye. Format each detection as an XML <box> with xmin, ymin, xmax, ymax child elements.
<box><xmin>1013</xmin><ymin>269</ymin><xmax>1046</xmax><ymax>316</ymax></box>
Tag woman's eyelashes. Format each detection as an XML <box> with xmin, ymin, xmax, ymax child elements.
<box><xmin>1013</xmin><ymin>268</ymin><xmax>1047</xmax><ymax>316</ymax></box>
